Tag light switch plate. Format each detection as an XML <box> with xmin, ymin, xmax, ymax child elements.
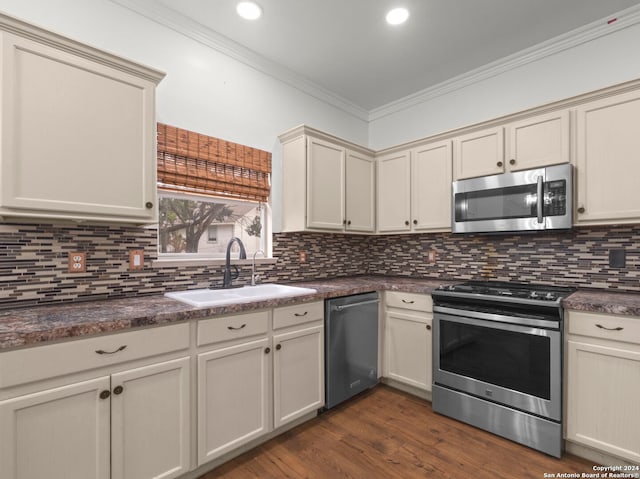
<box><xmin>129</xmin><ymin>250</ymin><xmax>144</xmax><ymax>270</ymax></box>
<box><xmin>609</xmin><ymin>249</ymin><xmax>626</xmax><ymax>268</ymax></box>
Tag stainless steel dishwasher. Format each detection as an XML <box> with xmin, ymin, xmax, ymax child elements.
<box><xmin>325</xmin><ymin>292</ymin><xmax>379</xmax><ymax>409</ymax></box>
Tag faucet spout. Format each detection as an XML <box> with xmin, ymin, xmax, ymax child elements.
<box><xmin>222</xmin><ymin>237</ymin><xmax>247</xmax><ymax>288</ymax></box>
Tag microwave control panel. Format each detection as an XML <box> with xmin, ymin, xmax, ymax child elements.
<box><xmin>544</xmin><ymin>180</ymin><xmax>567</xmax><ymax>217</ymax></box>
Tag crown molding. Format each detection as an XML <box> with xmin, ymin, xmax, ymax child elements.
<box><xmin>109</xmin><ymin>0</ymin><xmax>369</xmax><ymax>121</ymax></box>
<box><xmin>368</xmin><ymin>4</ymin><xmax>640</xmax><ymax>121</ymax></box>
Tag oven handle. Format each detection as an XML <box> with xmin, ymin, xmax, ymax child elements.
<box><xmin>536</xmin><ymin>175</ymin><xmax>544</xmax><ymax>223</ymax></box>
<box><xmin>433</xmin><ymin>305</ymin><xmax>561</xmax><ymax>330</ymax></box>
<box><xmin>434</xmin><ymin>310</ymin><xmax>561</xmax><ymax>339</ymax></box>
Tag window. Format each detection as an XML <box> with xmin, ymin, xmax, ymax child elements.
<box><xmin>156</xmin><ymin>123</ymin><xmax>272</xmax><ymax>259</ymax></box>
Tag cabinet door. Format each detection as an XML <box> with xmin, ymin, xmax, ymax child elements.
<box><xmin>566</xmin><ymin>340</ymin><xmax>640</xmax><ymax>462</ymax></box>
<box><xmin>377</xmin><ymin>151</ymin><xmax>411</xmax><ymax>232</ymax></box>
<box><xmin>0</xmin><ymin>377</ymin><xmax>111</xmax><ymax>479</ymax></box>
<box><xmin>384</xmin><ymin>311</ymin><xmax>432</xmax><ymax>391</ymax></box>
<box><xmin>411</xmin><ymin>140</ymin><xmax>452</xmax><ymax>231</ymax></box>
<box><xmin>345</xmin><ymin>150</ymin><xmax>375</xmax><ymax>232</ymax></box>
<box><xmin>306</xmin><ymin>137</ymin><xmax>345</xmax><ymax>230</ymax></box>
<box><xmin>197</xmin><ymin>338</ymin><xmax>270</xmax><ymax>465</ymax></box>
<box><xmin>0</xmin><ymin>33</ymin><xmax>158</xmax><ymax>222</ymax></box>
<box><xmin>506</xmin><ymin>111</ymin><xmax>570</xmax><ymax>172</ymax></box>
<box><xmin>111</xmin><ymin>357</ymin><xmax>191</xmax><ymax>479</ymax></box>
<box><xmin>273</xmin><ymin>325</ymin><xmax>324</xmax><ymax>429</ymax></box>
<box><xmin>575</xmin><ymin>91</ymin><xmax>640</xmax><ymax>224</ymax></box>
<box><xmin>452</xmin><ymin>126</ymin><xmax>504</xmax><ymax>179</ymax></box>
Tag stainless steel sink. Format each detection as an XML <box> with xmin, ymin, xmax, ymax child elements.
<box><xmin>164</xmin><ymin>283</ymin><xmax>317</xmax><ymax>308</ymax></box>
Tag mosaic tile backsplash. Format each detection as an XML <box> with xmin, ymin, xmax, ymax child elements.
<box><xmin>1</xmin><ymin>223</ymin><xmax>638</xmax><ymax>309</ymax></box>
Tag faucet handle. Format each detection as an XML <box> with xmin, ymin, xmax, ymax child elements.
<box><xmin>251</xmin><ymin>273</ymin><xmax>261</xmax><ymax>286</ymax></box>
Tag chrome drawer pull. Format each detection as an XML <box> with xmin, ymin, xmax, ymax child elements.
<box><xmin>294</xmin><ymin>311</ymin><xmax>308</xmax><ymax>317</ymax></box>
<box><xmin>95</xmin><ymin>345</ymin><xmax>127</xmax><ymax>355</ymax></box>
<box><xmin>401</xmin><ymin>299</ymin><xmax>415</xmax><ymax>304</ymax></box>
<box><xmin>227</xmin><ymin>324</ymin><xmax>247</xmax><ymax>331</ymax></box>
<box><xmin>595</xmin><ymin>324</ymin><xmax>623</xmax><ymax>331</ymax></box>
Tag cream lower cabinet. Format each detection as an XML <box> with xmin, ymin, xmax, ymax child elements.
<box><xmin>0</xmin><ymin>357</ymin><xmax>191</xmax><ymax>479</ymax></box>
<box><xmin>383</xmin><ymin>292</ymin><xmax>433</xmax><ymax>391</ymax></box>
<box><xmin>565</xmin><ymin>310</ymin><xmax>640</xmax><ymax>463</ymax></box>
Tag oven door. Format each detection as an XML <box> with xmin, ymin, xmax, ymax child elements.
<box><xmin>433</xmin><ymin>311</ymin><xmax>561</xmax><ymax>421</ymax></box>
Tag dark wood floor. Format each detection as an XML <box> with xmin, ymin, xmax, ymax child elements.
<box><xmin>200</xmin><ymin>385</ymin><xmax>595</xmax><ymax>478</ymax></box>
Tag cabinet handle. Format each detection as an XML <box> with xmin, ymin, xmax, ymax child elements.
<box><xmin>95</xmin><ymin>345</ymin><xmax>127</xmax><ymax>355</ymax></box>
<box><xmin>413</xmin><ymin>219</ymin><xmax>418</xmax><ymax>225</ymax></box>
<box><xmin>595</xmin><ymin>324</ymin><xmax>623</xmax><ymax>331</ymax></box>
<box><xmin>343</xmin><ymin>219</ymin><xmax>347</xmax><ymax>225</ymax></box>
<box><xmin>227</xmin><ymin>324</ymin><xmax>247</xmax><ymax>330</ymax></box>
<box><xmin>294</xmin><ymin>311</ymin><xmax>308</xmax><ymax>317</ymax></box>
<box><xmin>113</xmin><ymin>385</ymin><xmax>124</xmax><ymax>395</ymax></box>
<box><xmin>509</xmin><ymin>159</ymin><xmax>516</xmax><ymax>165</ymax></box>
<box><xmin>145</xmin><ymin>202</ymin><xmax>153</xmax><ymax>209</ymax></box>
<box><xmin>401</xmin><ymin>299</ymin><xmax>415</xmax><ymax>304</ymax></box>
<box><xmin>497</xmin><ymin>161</ymin><xmax>503</xmax><ymax>167</ymax></box>
<box><xmin>426</xmin><ymin>324</ymin><xmax>432</xmax><ymax>331</ymax></box>
<box><xmin>347</xmin><ymin>220</ymin><xmax>351</xmax><ymax>225</ymax></box>
<box><xmin>577</xmin><ymin>206</ymin><xmax>585</xmax><ymax>214</ymax></box>
<box><xmin>276</xmin><ymin>344</ymin><xmax>282</xmax><ymax>351</ymax></box>
<box><xmin>265</xmin><ymin>347</ymin><xmax>271</xmax><ymax>354</ymax></box>
<box><xmin>99</xmin><ymin>390</ymin><xmax>111</xmax><ymax>400</ymax></box>
<box><xmin>404</xmin><ymin>220</ymin><xmax>410</xmax><ymax>226</ymax></box>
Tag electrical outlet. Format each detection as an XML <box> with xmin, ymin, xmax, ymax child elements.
<box><xmin>609</xmin><ymin>249</ymin><xmax>626</xmax><ymax>268</ymax></box>
<box><xmin>298</xmin><ymin>251</ymin><xmax>307</xmax><ymax>263</ymax></box>
<box><xmin>427</xmin><ymin>249</ymin><xmax>437</xmax><ymax>264</ymax></box>
<box><xmin>129</xmin><ymin>250</ymin><xmax>144</xmax><ymax>270</ymax></box>
<box><xmin>68</xmin><ymin>252</ymin><xmax>86</xmax><ymax>273</ymax></box>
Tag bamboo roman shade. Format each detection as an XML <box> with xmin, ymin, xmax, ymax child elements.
<box><xmin>157</xmin><ymin>123</ymin><xmax>271</xmax><ymax>202</ymax></box>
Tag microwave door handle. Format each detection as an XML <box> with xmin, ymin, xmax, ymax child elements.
<box><xmin>536</xmin><ymin>175</ymin><xmax>544</xmax><ymax>223</ymax></box>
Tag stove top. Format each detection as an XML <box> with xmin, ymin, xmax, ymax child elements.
<box><xmin>434</xmin><ymin>281</ymin><xmax>575</xmax><ymax>304</ymax></box>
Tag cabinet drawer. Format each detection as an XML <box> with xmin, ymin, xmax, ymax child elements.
<box><xmin>273</xmin><ymin>301</ymin><xmax>324</xmax><ymax>330</ymax></box>
<box><xmin>385</xmin><ymin>291</ymin><xmax>432</xmax><ymax>313</ymax></box>
<box><xmin>198</xmin><ymin>311</ymin><xmax>269</xmax><ymax>347</ymax></box>
<box><xmin>0</xmin><ymin>323</ymin><xmax>190</xmax><ymax>389</ymax></box>
<box><xmin>567</xmin><ymin>310</ymin><xmax>640</xmax><ymax>345</ymax></box>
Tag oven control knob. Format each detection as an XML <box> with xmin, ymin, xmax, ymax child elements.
<box><xmin>529</xmin><ymin>291</ymin><xmax>539</xmax><ymax>299</ymax></box>
<box><xmin>545</xmin><ymin>292</ymin><xmax>555</xmax><ymax>300</ymax></box>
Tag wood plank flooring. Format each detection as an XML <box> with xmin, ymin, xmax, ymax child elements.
<box><xmin>200</xmin><ymin>385</ymin><xmax>595</xmax><ymax>478</ymax></box>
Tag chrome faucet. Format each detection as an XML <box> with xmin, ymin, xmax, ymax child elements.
<box><xmin>222</xmin><ymin>237</ymin><xmax>247</xmax><ymax>288</ymax></box>
<box><xmin>251</xmin><ymin>250</ymin><xmax>265</xmax><ymax>286</ymax></box>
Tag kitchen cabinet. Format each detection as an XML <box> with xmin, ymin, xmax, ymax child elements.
<box><xmin>0</xmin><ymin>14</ymin><xmax>164</xmax><ymax>224</ymax></box>
<box><xmin>273</xmin><ymin>302</ymin><xmax>324</xmax><ymax>427</ymax></box>
<box><xmin>574</xmin><ymin>90</ymin><xmax>640</xmax><ymax>225</ymax></box>
<box><xmin>377</xmin><ymin>140</ymin><xmax>451</xmax><ymax>233</ymax></box>
<box><xmin>565</xmin><ymin>310</ymin><xmax>640</xmax><ymax>463</ymax></box>
<box><xmin>453</xmin><ymin>111</ymin><xmax>569</xmax><ymax>180</ymax></box>
<box><xmin>279</xmin><ymin>125</ymin><xmax>375</xmax><ymax>233</ymax></box>
<box><xmin>197</xmin><ymin>302</ymin><xmax>324</xmax><ymax>464</ymax></box>
<box><xmin>0</xmin><ymin>324</ymin><xmax>191</xmax><ymax>479</ymax></box>
<box><xmin>383</xmin><ymin>292</ymin><xmax>433</xmax><ymax>392</ymax></box>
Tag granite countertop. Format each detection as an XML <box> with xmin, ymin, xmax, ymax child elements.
<box><xmin>1</xmin><ymin>275</ymin><xmax>638</xmax><ymax>351</ymax></box>
<box><xmin>0</xmin><ymin>276</ymin><xmax>450</xmax><ymax>351</ymax></box>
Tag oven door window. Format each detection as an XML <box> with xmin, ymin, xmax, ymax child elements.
<box><xmin>439</xmin><ymin>319</ymin><xmax>551</xmax><ymax>400</ymax></box>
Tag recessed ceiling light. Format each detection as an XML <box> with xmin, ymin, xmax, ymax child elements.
<box><xmin>237</xmin><ymin>1</ymin><xmax>262</xmax><ymax>20</ymax></box>
<box><xmin>386</xmin><ymin>7</ymin><xmax>409</xmax><ymax>25</ymax></box>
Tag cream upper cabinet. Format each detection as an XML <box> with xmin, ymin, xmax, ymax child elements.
<box><xmin>345</xmin><ymin>150</ymin><xmax>376</xmax><ymax>232</ymax></box>
<box><xmin>378</xmin><ymin>140</ymin><xmax>452</xmax><ymax>233</ymax></box>
<box><xmin>0</xmin><ymin>15</ymin><xmax>164</xmax><ymax>224</ymax></box>
<box><xmin>383</xmin><ymin>292</ymin><xmax>433</xmax><ymax>392</ymax></box>
<box><xmin>574</xmin><ymin>90</ymin><xmax>640</xmax><ymax>225</ymax></box>
<box><xmin>565</xmin><ymin>310</ymin><xmax>640</xmax><ymax>463</ymax></box>
<box><xmin>279</xmin><ymin>126</ymin><xmax>375</xmax><ymax>233</ymax></box>
<box><xmin>411</xmin><ymin>140</ymin><xmax>452</xmax><ymax>231</ymax></box>
<box><xmin>453</xmin><ymin>126</ymin><xmax>504</xmax><ymax>180</ymax></box>
<box><xmin>377</xmin><ymin>150</ymin><xmax>412</xmax><ymax>232</ymax></box>
<box><xmin>506</xmin><ymin>111</ymin><xmax>570</xmax><ymax>172</ymax></box>
<box><xmin>306</xmin><ymin>137</ymin><xmax>345</xmax><ymax>230</ymax></box>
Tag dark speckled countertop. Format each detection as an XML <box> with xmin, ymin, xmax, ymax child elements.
<box><xmin>0</xmin><ymin>275</ymin><xmax>638</xmax><ymax>351</ymax></box>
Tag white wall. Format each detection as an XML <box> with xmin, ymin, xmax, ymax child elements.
<box><xmin>369</xmin><ymin>22</ymin><xmax>640</xmax><ymax>150</ymax></box>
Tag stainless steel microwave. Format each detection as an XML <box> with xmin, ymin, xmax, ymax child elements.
<box><xmin>452</xmin><ymin>164</ymin><xmax>572</xmax><ymax>234</ymax></box>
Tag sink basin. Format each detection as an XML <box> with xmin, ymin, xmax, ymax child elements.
<box><xmin>165</xmin><ymin>284</ymin><xmax>317</xmax><ymax>308</ymax></box>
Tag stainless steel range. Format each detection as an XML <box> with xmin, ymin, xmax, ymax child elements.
<box><xmin>431</xmin><ymin>281</ymin><xmax>575</xmax><ymax>458</ymax></box>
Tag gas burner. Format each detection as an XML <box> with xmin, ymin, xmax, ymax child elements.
<box><xmin>435</xmin><ymin>281</ymin><xmax>575</xmax><ymax>306</ymax></box>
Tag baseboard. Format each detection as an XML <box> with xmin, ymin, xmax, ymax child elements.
<box><xmin>380</xmin><ymin>377</ymin><xmax>432</xmax><ymax>401</ymax></box>
<box><xmin>564</xmin><ymin>440</ymin><xmax>638</xmax><ymax>467</ymax></box>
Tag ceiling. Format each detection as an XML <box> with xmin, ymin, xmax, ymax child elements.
<box><xmin>143</xmin><ymin>0</ymin><xmax>640</xmax><ymax>111</ymax></box>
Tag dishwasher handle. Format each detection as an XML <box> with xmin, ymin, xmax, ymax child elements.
<box><xmin>332</xmin><ymin>299</ymin><xmax>379</xmax><ymax>312</ymax></box>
